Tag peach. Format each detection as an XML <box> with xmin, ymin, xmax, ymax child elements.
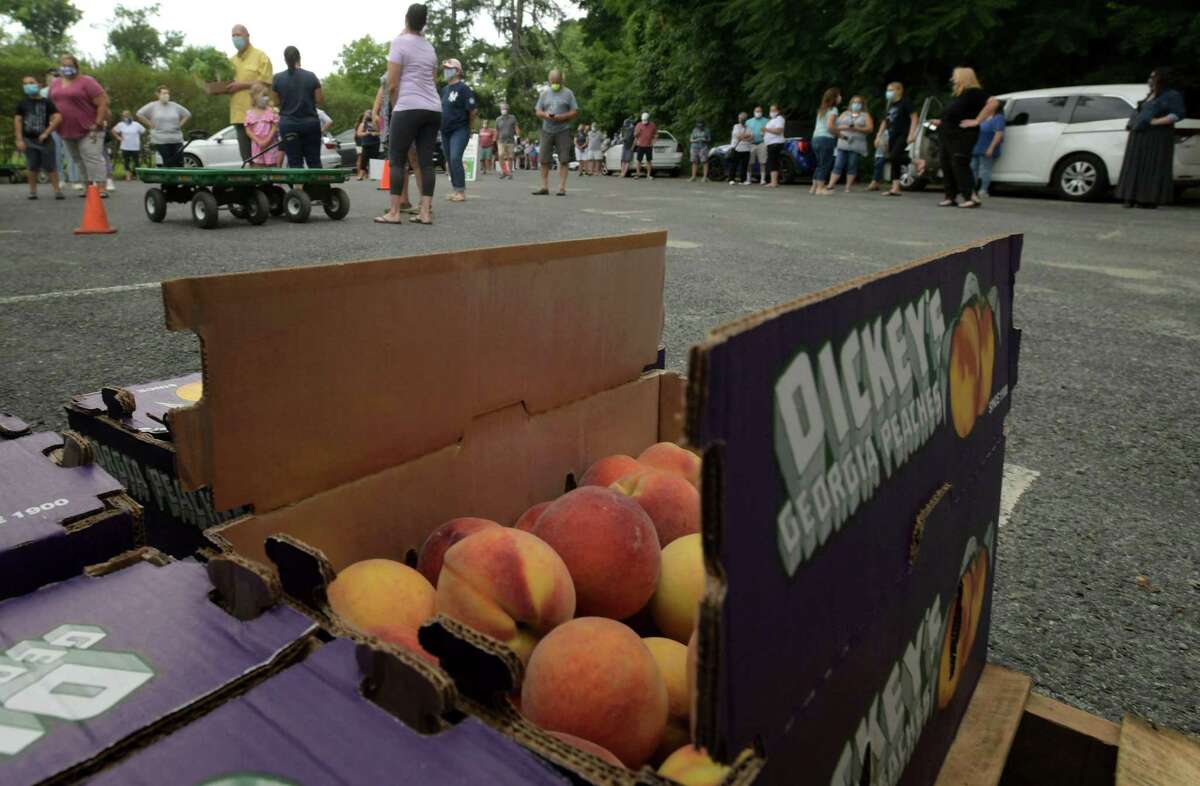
<box><xmin>579</xmin><ymin>454</ymin><xmax>644</xmax><ymax>488</ymax></box>
<box><xmin>976</xmin><ymin>303</ymin><xmax>995</xmax><ymax>416</ymax></box>
<box><xmin>513</xmin><ymin>501</ymin><xmax>552</xmax><ymax>532</ymax></box>
<box><xmin>547</xmin><ymin>730</ymin><xmax>625</xmax><ymax>768</ymax></box>
<box><xmin>645</xmin><ymin>636</ymin><xmax>691</xmax><ymax>764</ymax></box>
<box><xmin>416</xmin><ymin>517</ymin><xmax>501</xmax><ymax>585</ymax></box>
<box><xmin>949</xmin><ymin>306</ymin><xmax>981</xmax><ymax>439</ymax></box>
<box><xmin>327</xmin><ymin>559</ymin><xmax>435</xmax><ymax>638</ymax></box>
<box><xmin>532</xmin><ymin>486</ymin><xmax>661</xmax><ymax>619</ymax></box>
<box><xmin>612</xmin><ymin>469</ymin><xmax>701</xmax><ymax>547</ymax></box>
<box><xmin>638</xmin><ymin>442</ymin><xmax>701</xmax><ymax>489</ymax></box>
<box><xmin>361</xmin><ymin>623</ymin><xmax>439</xmax><ymax>666</ymax></box>
<box><xmin>651</xmin><ymin>534</ymin><xmax>705</xmax><ymax>643</ymax></box>
<box><xmin>658</xmin><ymin>746</ymin><xmax>731</xmax><ymax>786</ymax></box>
<box><xmin>435</xmin><ymin>527</ymin><xmax>575</xmax><ymax>663</ymax></box>
<box><xmin>522</xmin><ymin>617</ymin><xmax>668</xmax><ymax>769</ymax></box>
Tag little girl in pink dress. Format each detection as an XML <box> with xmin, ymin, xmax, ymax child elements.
<box><xmin>244</xmin><ymin>85</ymin><xmax>283</xmax><ymax>167</ymax></box>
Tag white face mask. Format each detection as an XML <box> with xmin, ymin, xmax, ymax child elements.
<box><xmin>641</xmin><ymin>113</ymin><xmax>650</xmax><ymax>122</ymax></box>
<box><xmin>754</xmin><ymin>111</ymin><xmax>763</xmax><ymax>118</ymax></box>
<box><xmin>769</xmin><ymin>110</ymin><xmax>779</xmax><ymax>118</ymax></box>
<box><xmin>256</xmin><ymin>96</ymin><xmax>269</xmax><ymax>108</ymax></box>
<box><xmin>159</xmin><ymin>93</ymin><xmax>170</xmax><ymax>103</ymax></box>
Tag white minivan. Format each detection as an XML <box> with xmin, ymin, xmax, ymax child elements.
<box><xmin>905</xmin><ymin>85</ymin><xmax>1200</xmax><ymax>200</ymax></box>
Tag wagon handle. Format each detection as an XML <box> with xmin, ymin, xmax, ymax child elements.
<box><xmin>241</xmin><ymin>132</ymin><xmax>298</xmax><ymax>168</ymax></box>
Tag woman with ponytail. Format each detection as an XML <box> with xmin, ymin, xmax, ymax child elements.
<box><xmin>271</xmin><ymin>45</ymin><xmax>325</xmax><ymax>167</ymax></box>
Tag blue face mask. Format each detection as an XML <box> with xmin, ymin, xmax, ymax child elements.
<box><xmin>443</xmin><ymin>68</ymin><xmax>457</xmax><ymax>81</ymax></box>
<box><xmin>885</xmin><ymin>90</ymin><xmax>896</xmax><ymax>102</ymax></box>
<box><xmin>232</xmin><ymin>36</ymin><xmax>247</xmax><ymax>50</ymax></box>
<box><xmin>851</xmin><ymin>102</ymin><xmax>863</xmax><ymax>112</ymax></box>
<box><xmin>23</xmin><ymin>83</ymin><xmax>39</xmax><ymax>96</ymax></box>
<box><xmin>60</xmin><ymin>66</ymin><xmax>77</xmax><ymax>78</ymax></box>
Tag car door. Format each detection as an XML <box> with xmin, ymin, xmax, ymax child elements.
<box><xmin>991</xmin><ymin>96</ymin><xmax>1070</xmax><ymax>184</ymax></box>
<box><xmin>207</xmin><ymin>126</ymin><xmax>242</xmax><ymax>168</ymax></box>
<box><xmin>1061</xmin><ymin>95</ymin><xmax>1136</xmax><ymax>183</ymax></box>
<box><xmin>653</xmin><ymin>131</ymin><xmax>679</xmax><ymax>168</ymax></box>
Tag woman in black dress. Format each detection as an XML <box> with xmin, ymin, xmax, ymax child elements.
<box><xmin>1116</xmin><ymin>68</ymin><xmax>1187</xmax><ymax>209</ymax></box>
<box><xmin>935</xmin><ymin>67</ymin><xmax>1000</xmax><ymax>209</ymax></box>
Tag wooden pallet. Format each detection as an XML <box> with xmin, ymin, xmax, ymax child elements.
<box><xmin>935</xmin><ymin>665</ymin><xmax>1200</xmax><ymax>786</ymax></box>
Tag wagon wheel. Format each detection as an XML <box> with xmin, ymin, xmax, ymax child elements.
<box><xmin>284</xmin><ymin>189</ymin><xmax>312</xmax><ymax>223</ymax></box>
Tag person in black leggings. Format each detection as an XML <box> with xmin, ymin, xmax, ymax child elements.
<box><xmin>376</xmin><ymin>4</ymin><xmax>441</xmax><ymax>225</ymax></box>
<box><xmin>271</xmin><ymin>46</ymin><xmax>324</xmax><ymax>168</ymax></box>
<box><xmin>935</xmin><ymin>67</ymin><xmax>1000</xmax><ymax>209</ymax></box>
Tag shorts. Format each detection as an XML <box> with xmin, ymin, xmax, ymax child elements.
<box><xmin>23</xmin><ymin>141</ymin><xmax>56</xmax><ymax>172</ymax></box>
<box><xmin>540</xmin><ymin>129</ymin><xmax>573</xmax><ymax>166</ymax></box>
<box><xmin>690</xmin><ymin>146</ymin><xmax>709</xmax><ymax>163</ymax></box>
<box><xmin>621</xmin><ymin>146</ymin><xmax>634</xmax><ymax>163</ymax></box>
<box><xmin>749</xmin><ymin>142</ymin><xmax>767</xmax><ymax>165</ymax></box>
<box><xmin>497</xmin><ymin>142</ymin><xmax>514</xmax><ymax>159</ymax></box>
<box><xmin>635</xmin><ymin>145</ymin><xmax>653</xmax><ymax>162</ymax></box>
<box><xmin>479</xmin><ymin>147</ymin><xmax>493</xmax><ymax>160</ymax></box>
<box><xmin>588</xmin><ymin>149</ymin><xmax>604</xmax><ymax>161</ymax></box>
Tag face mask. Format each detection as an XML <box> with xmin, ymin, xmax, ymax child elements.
<box><xmin>769</xmin><ymin>110</ymin><xmax>778</xmax><ymax>118</ymax></box>
<box><xmin>232</xmin><ymin>36</ymin><xmax>247</xmax><ymax>50</ymax></box>
<box><xmin>697</xmin><ymin>122</ymin><xmax>705</xmax><ymax>128</ymax></box>
<box><xmin>256</xmin><ymin>97</ymin><xmax>269</xmax><ymax>107</ymax></box>
<box><xmin>754</xmin><ymin>111</ymin><xmax>763</xmax><ymax>118</ymax></box>
<box><xmin>641</xmin><ymin>113</ymin><xmax>649</xmax><ymax>122</ymax></box>
<box><xmin>23</xmin><ymin>84</ymin><xmax>39</xmax><ymax>96</ymax></box>
<box><xmin>550</xmin><ymin>83</ymin><xmax>561</xmax><ymax>91</ymax></box>
<box><xmin>851</xmin><ymin>102</ymin><xmax>863</xmax><ymax>112</ymax></box>
<box><xmin>60</xmin><ymin>66</ymin><xmax>77</xmax><ymax>78</ymax></box>
<box><xmin>885</xmin><ymin>90</ymin><xmax>896</xmax><ymax>101</ymax></box>
<box><xmin>122</xmin><ymin>116</ymin><xmax>131</xmax><ymax>123</ymax></box>
<box><xmin>443</xmin><ymin>68</ymin><xmax>457</xmax><ymax>80</ymax></box>
<box><xmin>500</xmin><ymin>106</ymin><xmax>508</xmax><ymax>114</ymax></box>
<box><xmin>160</xmin><ymin>93</ymin><xmax>170</xmax><ymax>103</ymax></box>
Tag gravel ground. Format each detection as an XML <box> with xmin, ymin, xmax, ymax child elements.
<box><xmin>1</xmin><ymin>172</ymin><xmax>1197</xmax><ymax>733</ymax></box>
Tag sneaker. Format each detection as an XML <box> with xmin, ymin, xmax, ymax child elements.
<box><xmin>729</xmin><ymin>180</ymin><xmax>736</xmax><ymax>185</ymax></box>
<box><xmin>72</xmin><ymin>183</ymin><xmax>83</xmax><ymax>191</ymax></box>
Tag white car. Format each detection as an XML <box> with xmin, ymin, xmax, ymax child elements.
<box><xmin>156</xmin><ymin>125</ymin><xmax>343</xmax><ymax>169</ymax></box>
<box><xmin>604</xmin><ymin>130</ymin><xmax>684</xmax><ymax>176</ymax></box>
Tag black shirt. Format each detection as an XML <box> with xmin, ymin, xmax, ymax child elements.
<box><xmin>271</xmin><ymin>68</ymin><xmax>321</xmax><ymax>121</ymax></box>
<box><xmin>941</xmin><ymin>87</ymin><xmax>989</xmax><ymax>128</ymax></box>
<box><xmin>15</xmin><ymin>96</ymin><xmax>58</xmax><ymax>136</ymax></box>
<box><xmin>886</xmin><ymin>98</ymin><xmax>913</xmax><ymax>144</ymax></box>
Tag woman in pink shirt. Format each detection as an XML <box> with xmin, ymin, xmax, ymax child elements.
<box><xmin>48</xmin><ymin>54</ymin><xmax>111</xmax><ymax>196</ymax></box>
<box><xmin>375</xmin><ymin>3</ymin><xmax>441</xmax><ymax>226</ymax></box>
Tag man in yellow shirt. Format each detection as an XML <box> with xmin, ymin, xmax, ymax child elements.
<box><xmin>225</xmin><ymin>24</ymin><xmax>273</xmax><ymax>161</ymax></box>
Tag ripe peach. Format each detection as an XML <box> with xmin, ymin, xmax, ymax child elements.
<box><xmin>522</xmin><ymin>617</ymin><xmax>668</xmax><ymax>769</ymax></box>
<box><xmin>976</xmin><ymin>303</ymin><xmax>995</xmax><ymax>416</ymax></box>
<box><xmin>361</xmin><ymin>623</ymin><xmax>439</xmax><ymax>666</ymax></box>
<box><xmin>327</xmin><ymin>559</ymin><xmax>435</xmax><ymax>638</ymax></box>
<box><xmin>611</xmin><ymin>469</ymin><xmax>701</xmax><ymax>547</ymax></box>
<box><xmin>547</xmin><ymin>730</ymin><xmax>625</xmax><ymax>768</ymax></box>
<box><xmin>436</xmin><ymin>527</ymin><xmax>576</xmax><ymax>663</ymax></box>
<box><xmin>532</xmin><ymin>486</ymin><xmax>661</xmax><ymax>619</ymax></box>
<box><xmin>416</xmin><ymin>517</ymin><xmax>500</xmax><ymax>585</ymax></box>
<box><xmin>645</xmin><ymin>637</ymin><xmax>690</xmax><ymax>764</ymax></box>
<box><xmin>579</xmin><ymin>454</ymin><xmax>644</xmax><ymax>488</ymax></box>
<box><xmin>651</xmin><ymin>534</ymin><xmax>705</xmax><ymax>643</ymax></box>
<box><xmin>638</xmin><ymin>442</ymin><xmax>701</xmax><ymax>489</ymax></box>
<box><xmin>936</xmin><ymin>546</ymin><xmax>989</xmax><ymax>709</ymax></box>
<box><xmin>513</xmin><ymin>501</ymin><xmax>552</xmax><ymax>532</ymax></box>
<box><xmin>949</xmin><ymin>307</ymin><xmax>981</xmax><ymax>439</ymax></box>
<box><xmin>658</xmin><ymin>745</ymin><xmax>731</xmax><ymax>786</ymax></box>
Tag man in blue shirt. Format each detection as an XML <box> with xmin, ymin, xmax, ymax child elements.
<box><xmin>744</xmin><ymin>105</ymin><xmax>769</xmax><ymax>184</ymax></box>
<box><xmin>440</xmin><ymin>58</ymin><xmax>476</xmax><ymax>202</ymax></box>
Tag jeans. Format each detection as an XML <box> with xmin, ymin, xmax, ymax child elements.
<box><xmin>155</xmin><ymin>143</ymin><xmax>184</xmax><ymax>167</ymax></box>
<box><xmin>279</xmin><ymin>116</ymin><xmax>322</xmax><ymax>168</ymax></box>
<box><xmin>832</xmin><ymin>149</ymin><xmax>862</xmax><ymax>177</ymax></box>
<box><xmin>443</xmin><ymin>124</ymin><xmax>470</xmax><ymax>191</ymax></box>
<box><xmin>970</xmin><ymin>154</ymin><xmax>995</xmax><ymax>194</ymax></box>
<box><xmin>811</xmin><ymin>136</ymin><xmax>836</xmax><ymax>182</ymax></box>
<box><xmin>873</xmin><ymin>155</ymin><xmax>886</xmax><ymax>182</ymax></box>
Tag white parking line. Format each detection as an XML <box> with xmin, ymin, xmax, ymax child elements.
<box><xmin>0</xmin><ymin>282</ymin><xmax>159</xmax><ymax>306</ymax></box>
<box><xmin>667</xmin><ymin>240</ymin><xmax>702</xmax><ymax>249</ymax></box>
<box><xmin>999</xmin><ymin>463</ymin><xmax>1040</xmax><ymax>528</ymax></box>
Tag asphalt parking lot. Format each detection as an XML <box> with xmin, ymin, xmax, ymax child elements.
<box><xmin>1</xmin><ymin>172</ymin><xmax>1197</xmax><ymax>733</ymax></box>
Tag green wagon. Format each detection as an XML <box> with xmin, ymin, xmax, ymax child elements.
<box><xmin>138</xmin><ymin>167</ymin><xmax>353</xmax><ymax>229</ymax></box>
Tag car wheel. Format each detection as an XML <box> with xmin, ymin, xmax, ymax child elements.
<box><xmin>322</xmin><ymin>187</ymin><xmax>350</xmax><ymax>220</ymax></box>
<box><xmin>707</xmin><ymin>157</ymin><xmax>726</xmax><ymax>182</ymax></box>
<box><xmin>1054</xmin><ymin>153</ymin><xmax>1107</xmax><ymax>201</ymax></box>
<box><xmin>285</xmin><ymin>189</ymin><xmax>312</xmax><ymax>223</ymax></box>
<box><xmin>190</xmin><ymin>191</ymin><xmax>219</xmax><ymax>229</ymax></box>
<box><xmin>182</xmin><ymin>153</ymin><xmax>202</xmax><ymax>168</ymax></box>
<box><xmin>144</xmin><ymin>188</ymin><xmax>167</xmax><ymax>222</ymax></box>
<box><xmin>244</xmin><ymin>189</ymin><xmax>271</xmax><ymax>225</ymax></box>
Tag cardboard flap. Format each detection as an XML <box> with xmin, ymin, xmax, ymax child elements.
<box><xmin>687</xmin><ymin>237</ymin><xmax>1021</xmax><ymax>767</ymax></box>
<box><xmin>163</xmin><ymin>233</ymin><xmax>666</xmax><ymax>513</ymax></box>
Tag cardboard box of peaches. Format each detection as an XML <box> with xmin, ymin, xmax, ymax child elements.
<box><xmin>162</xmin><ymin>231</ymin><xmax>1021</xmax><ymax>786</ymax></box>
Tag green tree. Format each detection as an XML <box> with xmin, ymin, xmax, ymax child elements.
<box><xmin>168</xmin><ymin>46</ymin><xmax>233</xmax><ymax>83</ymax></box>
<box><xmin>0</xmin><ymin>0</ymin><xmax>81</xmax><ymax>55</ymax></box>
<box><xmin>106</xmin><ymin>3</ymin><xmax>183</xmax><ymax>67</ymax></box>
<box><xmin>333</xmin><ymin>36</ymin><xmax>387</xmax><ymax>95</ymax></box>
<box><xmin>427</xmin><ymin>0</ymin><xmax>485</xmax><ymax>55</ymax></box>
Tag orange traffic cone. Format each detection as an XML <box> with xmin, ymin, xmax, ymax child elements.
<box><xmin>377</xmin><ymin>159</ymin><xmax>391</xmax><ymax>191</ymax></box>
<box><xmin>74</xmin><ymin>184</ymin><xmax>116</xmax><ymax>235</ymax></box>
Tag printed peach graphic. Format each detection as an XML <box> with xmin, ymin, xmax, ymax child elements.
<box><xmin>513</xmin><ymin>501</ymin><xmax>552</xmax><ymax>532</ymax></box>
<box><xmin>611</xmin><ymin>469</ymin><xmax>701</xmax><ymax>547</ymax></box>
<box><xmin>658</xmin><ymin>745</ymin><xmax>731</xmax><ymax>786</ymax></box>
<box><xmin>531</xmin><ymin>486</ymin><xmax>661</xmax><ymax>619</ymax></box>
<box><xmin>638</xmin><ymin>442</ymin><xmax>702</xmax><ymax>489</ymax></box>
<box><xmin>650</xmin><ymin>533</ymin><xmax>705</xmax><ymax>643</ymax></box>
<box><xmin>975</xmin><ymin>303</ymin><xmax>995</xmax><ymax>416</ymax></box>
<box><xmin>949</xmin><ymin>306</ymin><xmax>981</xmax><ymax>439</ymax></box>
<box><xmin>416</xmin><ymin>517</ymin><xmax>501</xmax><ymax>585</ymax></box>
<box><xmin>547</xmin><ymin>730</ymin><xmax>626</xmax><ymax>768</ymax></box>
<box><xmin>937</xmin><ymin>546</ymin><xmax>990</xmax><ymax>709</ymax></box>
<box><xmin>435</xmin><ymin>527</ymin><xmax>576</xmax><ymax>663</ymax></box>
<box><xmin>327</xmin><ymin>559</ymin><xmax>436</xmax><ymax>639</ymax></box>
<box><xmin>579</xmin><ymin>454</ymin><xmax>644</xmax><ymax>488</ymax></box>
<box><xmin>522</xmin><ymin>617</ymin><xmax>669</xmax><ymax>769</ymax></box>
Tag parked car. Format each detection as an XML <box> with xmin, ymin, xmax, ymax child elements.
<box><xmin>155</xmin><ymin>125</ymin><xmax>343</xmax><ymax>169</ymax></box>
<box><xmin>903</xmin><ymin>85</ymin><xmax>1200</xmax><ymax>201</ymax></box>
<box><xmin>705</xmin><ymin>137</ymin><xmax>816</xmax><ymax>184</ymax></box>
<box><xmin>603</xmin><ymin>131</ymin><xmax>684</xmax><ymax>176</ymax></box>
<box><xmin>334</xmin><ymin>128</ymin><xmax>359</xmax><ymax>168</ymax></box>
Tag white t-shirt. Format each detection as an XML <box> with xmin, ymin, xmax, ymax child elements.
<box><xmin>317</xmin><ymin>108</ymin><xmax>332</xmax><ymax>129</ymax></box>
<box><xmin>115</xmin><ymin>120</ymin><xmax>146</xmax><ymax>151</ymax></box>
<box><xmin>764</xmin><ymin>115</ymin><xmax>786</xmax><ymax>145</ymax></box>
<box><xmin>731</xmin><ymin>123</ymin><xmax>753</xmax><ymax>152</ymax></box>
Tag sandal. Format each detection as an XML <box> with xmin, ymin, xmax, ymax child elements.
<box><xmin>958</xmin><ymin>200</ymin><xmax>980</xmax><ymax>209</ymax></box>
<box><xmin>938</xmin><ymin>199</ymin><xmax>957</xmax><ymax>207</ymax></box>
<box><xmin>374</xmin><ymin>213</ymin><xmax>405</xmax><ymax>224</ymax></box>
<box><xmin>532</xmin><ymin>188</ymin><xmax>549</xmax><ymax>195</ymax></box>
<box><xmin>882</xmin><ymin>191</ymin><xmax>901</xmax><ymax>197</ymax></box>
<box><xmin>410</xmin><ymin>214</ymin><xmax>433</xmax><ymax>225</ymax></box>
<box><xmin>556</xmin><ymin>190</ymin><xmax>567</xmax><ymax>196</ymax></box>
